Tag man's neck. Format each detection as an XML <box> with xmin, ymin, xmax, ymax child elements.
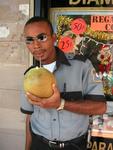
<box><xmin>41</xmin><ymin>48</ymin><xmax>56</xmax><ymax>65</ymax></box>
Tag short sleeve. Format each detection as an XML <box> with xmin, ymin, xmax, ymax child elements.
<box><xmin>20</xmin><ymin>89</ymin><xmax>34</xmax><ymax>114</ymax></box>
<box><xmin>82</xmin><ymin>59</ymin><xmax>105</xmax><ymax>101</ymax></box>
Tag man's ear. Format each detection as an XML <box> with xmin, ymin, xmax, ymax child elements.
<box><xmin>52</xmin><ymin>33</ymin><xmax>57</xmax><ymax>43</ymax></box>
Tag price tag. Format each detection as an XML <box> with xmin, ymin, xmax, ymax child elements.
<box><xmin>71</xmin><ymin>18</ymin><xmax>87</xmax><ymax>35</ymax></box>
<box><xmin>58</xmin><ymin>36</ymin><xmax>74</xmax><ymax>53</ymax></box>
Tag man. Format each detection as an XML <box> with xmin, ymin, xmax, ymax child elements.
<box><xmin>20</xmin><ymin>16</ymin><xmax>106</xmax><ymax>150</ymax></box>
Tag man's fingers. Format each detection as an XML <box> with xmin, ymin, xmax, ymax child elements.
<box><xmin>26</xmin><ymin>92</ymin><xmax>41</xmax><ymax>102</ymax></box>
<box><xmin>52</xmin><ymin>84</ymin><xmax>58</xmax><ymax>92</ymax></box>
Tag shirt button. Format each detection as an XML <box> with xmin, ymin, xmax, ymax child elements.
<box><xmin>54</xmin><ymin>138</ymin><xmax>57</xmax><ymax>141</ymax></box>
<box><xmin>53</xmin><ymin>118</ymin><xmax>56</xmax><ymax>121</ymax></box>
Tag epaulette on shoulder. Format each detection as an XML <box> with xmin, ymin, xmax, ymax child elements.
<box><xmin>24</xmin><ymin>65</ymin><xmax>36</xmax><ymax>75</ymax></box>
<box><xmin>73</xmin><ymin>54</ymin><xmax>88</xmax><ymax>62</ymax></box>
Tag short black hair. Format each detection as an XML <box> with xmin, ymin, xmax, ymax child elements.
<box><xmin>25</xmin><ymin>16</ymin><xmax>54</xmax><ymax>35</ymax></box>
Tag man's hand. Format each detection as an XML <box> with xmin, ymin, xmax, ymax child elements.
<box><xmin>26</xmin><ymin>84</ymin><xmax>61</xmax><ymax>109</ymax></box>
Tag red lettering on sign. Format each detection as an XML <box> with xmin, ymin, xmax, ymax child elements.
<box><xmin>91</xmin><ymin>15</ymin><xmax>113</xmax><ymax>31</ymax></box>
<box><xmin>71</xmin><ymin>18</ymin><xmax>87</xmax><ymax>35</ymax></box>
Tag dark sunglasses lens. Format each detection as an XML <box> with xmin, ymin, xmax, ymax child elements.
<box><xmin>37</xmin><ymin>34</ymin><xmax>47</xmax><ymax>41</ymax></box>
<box><xmin>25</xmin><ymin>34</ymin><xmax>48</xmax><ymax>44</ymax></box>
<box><xmin>25</xmin><ymin>37</ymin><xmax>33</xmax><ymax>44</ymax></box>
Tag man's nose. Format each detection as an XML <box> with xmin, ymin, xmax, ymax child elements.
<box><xmin>33</xmin><ymin>39</ymin><xmax>41</xmax><ymax>48</ymax></box>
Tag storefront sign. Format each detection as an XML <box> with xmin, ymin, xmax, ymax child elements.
<box><xmin>69</xmin><ymin>0</ymin><xmax>113</xmax><ymax>6</ymax></box>
<box><xmin>50</xmin><ymin>0</ymin><xmax>113</xmax><ymax>7</ymax></box>
<box><xmin>87</xmin><ymin>113</ymin><xmax>113</xmax><ymax>150</ymax></box>
<box><xmin>87</xmin><ymin>136</ymin><xmax>113</xmax><ymax>150</ymax></box>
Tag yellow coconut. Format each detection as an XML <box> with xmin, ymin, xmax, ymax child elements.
<box><xmin>23</xmin><ymin>67</ymin><xmax>56</xmax><ymax>98</ymax></box>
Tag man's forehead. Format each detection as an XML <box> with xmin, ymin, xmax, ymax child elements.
<box><xmin>24</xmin><ymin>22</ymin><xmax>50</xmax><ymax>34</ymax></box>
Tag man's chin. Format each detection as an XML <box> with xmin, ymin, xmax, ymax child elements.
<box><xmin>35</xmin><ymin>56</ymin><xmax>45</xmax><ymax>62</ymax></box>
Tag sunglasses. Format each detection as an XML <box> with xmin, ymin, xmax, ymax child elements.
<box><xmin>25</xmin><ymin>33</ymin><xmax>49</xmax><ymax>44</ymax></box>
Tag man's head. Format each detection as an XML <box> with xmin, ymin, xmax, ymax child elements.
<box><xmin>24</xmin><ymin>16</ymin><xmax>54</xmax><ymax>35</ymax></box>
<box><xmin>24</xmin><ymin>16</ymin><xmax>56</xmax><ymax>64</ymax></box>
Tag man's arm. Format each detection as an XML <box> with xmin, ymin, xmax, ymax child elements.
<box><xmin>64</xmin><ymin>100</ymin><xmax>106</xmax><ymax>115</ymax></box>
<box><xmin>25</xmin><ymin>114</ymin><xmax>32</xmax><ymax>150</ymax></box>
<box><xmin>26</xmin><ymin>84</ymin><xmax>106</xmax><ymax>115</ymax></box>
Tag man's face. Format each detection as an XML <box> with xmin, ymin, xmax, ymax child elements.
<box><xmin>24</xmin><ymin>22</ymin><xmax>56</xmax><ymax>64</ymax></box>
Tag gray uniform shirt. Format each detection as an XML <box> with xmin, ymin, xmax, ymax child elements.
<box><xmin>20</xmin><ymin>47</ymin><xmax>105</xmax><ymax>141</ymax></box>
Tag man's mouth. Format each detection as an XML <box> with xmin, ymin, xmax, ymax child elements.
<box><xmin>33</xmin><ymin>49</ymin><xmax>45</xmax><ymax>58</ymax></box>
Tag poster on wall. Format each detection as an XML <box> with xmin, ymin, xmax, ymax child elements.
<box><xmin>49</xmin><ymin>7</ymin><xmax>113</xmax><ymax>150</ymax></box>
<box><xmin>49</xmin><ymin>7</ymin><xmax>113</xmax><ymax>101</ymax></box>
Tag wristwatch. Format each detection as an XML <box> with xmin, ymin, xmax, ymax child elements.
<box><xmin>57</xmin><ymin>98</ymin><xmax>65</xmax><ymax>111</ymax></box>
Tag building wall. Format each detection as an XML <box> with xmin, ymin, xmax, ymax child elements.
<box><xmin>0</xmin><ymin>0</ymin><xmax>33</xmax><ymax>149</ymax></box>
